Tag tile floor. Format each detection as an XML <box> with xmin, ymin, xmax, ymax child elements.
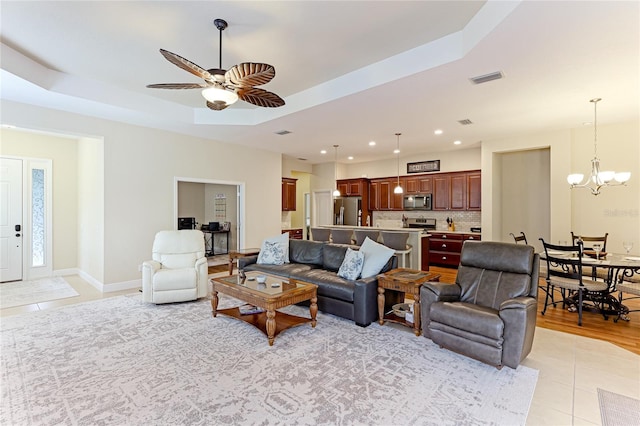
<box><xmin>1</xmin><ymin>274</ymin><xmax>638</xmax><ymax>426</ymax></box>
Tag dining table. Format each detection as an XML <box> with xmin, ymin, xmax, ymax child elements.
<box><xmin>539</xmin><ymin>250</ymin><xmax>640</xmax><ymax>321</ymax></box>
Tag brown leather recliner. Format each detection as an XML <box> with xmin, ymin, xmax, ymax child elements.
<box><xmin>420</xmin><ymin>241</ymin><xmax>539</xmax><ymax>369</ymax></box>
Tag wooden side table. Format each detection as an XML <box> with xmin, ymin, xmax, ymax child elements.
<box><xmin>377</xmin><ymin>268</ymin><xmax>440</xmax><ymax>336</ymax></box>
<box><xmin>228</xmin><ymin>248</ymin><xmax>260</xmax><ymax>275</ymax></box>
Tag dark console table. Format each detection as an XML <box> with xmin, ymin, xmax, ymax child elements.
<box><xmin>203</xmin><ymin>230</ymin><xmax>230</xmax><ymax>256</ymax></box>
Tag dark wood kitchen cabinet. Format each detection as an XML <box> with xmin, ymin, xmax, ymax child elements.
<box><xmin>466</xmin><ymin>171</ymin><xmax>481</xmax><ymax>210</ymax></box>
<box><xmin>433</xmin><ymin>172</ymin><xmax>467</xmax><ymax>211</ymax></box>
<box><xmin>405</xmin><ymin>175</ymin><xmax>433</xmax><ymax>194</ymax></box>
<box><xmin>281</xmin><ymin>177</ymin><xmax>297</xmax><ymax>211</ymax></box>
<box><xmin>336</xmin><ymin>178</ymin><xmax>368</xmax><ymax>197</ymax></box>
<box><xmin>370</xmin><ymin>178</ymin><xmax>403</xmax><ymax>211</ymax></box>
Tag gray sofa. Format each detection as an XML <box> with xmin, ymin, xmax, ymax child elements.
<box><xmin>420</xmin><ymin>241</ymin><xmax>539</xmax><ymax>369</ymax></box>
<box><xmin>239</xmin><ymin>239</ymin><xmax>401</xmax><ymax>326</ymax></box>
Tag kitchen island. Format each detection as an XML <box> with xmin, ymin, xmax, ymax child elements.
<box><xmin>318</xmin><ymin>225</ymin><xmax>429</xmax><ymax>271</ymax></box>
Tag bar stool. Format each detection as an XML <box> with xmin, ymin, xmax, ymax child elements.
<box><xmin>331</xmin><ymin>229</ymin><xmax>354</xmax><ymax>245</ymax></box>
<box><xmin>310</xmin><ymin>228</ymin><xmax>330</xmax><ymax>242</ymax></box>
<box><xmin>381</xmin><ymin>232</ymin><xmax>412</xmax><ymax>268</ymax></box>
<box><xmin>354</xmin><ymin>229</ymin><xmax>380</xmax><ymax>246</ymax></box>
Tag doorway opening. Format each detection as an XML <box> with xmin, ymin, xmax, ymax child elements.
<box><xmin>174</xmin><ymin>177</ymin><xmax>245</xmax><ymax>267</ymax></box>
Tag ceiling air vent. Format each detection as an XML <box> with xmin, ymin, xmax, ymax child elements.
<box><xmin>458</xmin><ymin>119</ymin><xmax>473</xmax><ymax>126</ymax></box>
<box><xmin>275</xmin><ymin>130</ymin><xmax>292</xmax><ymax>135</ymax></box>
<box><xmin>469</xmin><ymin>71</ymin><xmax>504</xmax><ymax>85</ymax></box>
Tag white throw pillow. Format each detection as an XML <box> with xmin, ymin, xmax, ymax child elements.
<box><xmin>359</xmin><ymin>237</ymin><xmax>395</xmax><ymax>278</ymax></box>
<box><xmin>256</xmin><ymin>241</ymin><xmax>285</xmax><ymax>265</ymax></box>
<box><xmin>257</xmin><ymin>232</ymin><xmax>290</xmax><ymax>264</ymax></box>
<box><xmin>337</xmin><ymin>248</ymin><xmax>365</xmax><ymax>280</ymax></box>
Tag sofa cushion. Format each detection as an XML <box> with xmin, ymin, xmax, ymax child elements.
<box><xmin>338</xmin><ymin>248</ymin><xmax>364</xmax><ymax>280</ymax></box>
<box><xmin>153</xmin><ymin>268</ymin><xmax>197</xmax><ymax>291</ymax></box>
<box><xmin>160</xmin><ymin>253</ymin><xmax>197</xmax><ymax>269</ymax></box>
<box><xmin>257</xmin><ymin>240</ymin><xmax>286</xmax><ymax>265</ymax></box>
<box><xmin>359</xmin><ymin>237</ymin><xmax>395</xmax><ymax>278</ymax></box>
<box><xmin>291</xmin><ymin>269</ymin><xmax>355</xmax><ymax>302</ymax></box>
<box><xmin>430</xmin><ymin>302</ymin><xmax>503</xmax><ymax>340</ymax></box>
<box><xmin>323</xmin><ymin>244</ymin><xmax>350</xmax><ymax>272</ymax></box>
<box><xmin>257</xmin><ymin>232</ymin><xmax>290</xmax><ymax>264</ymax></box>
<box><xmin>289</xmin><ymin>239</ymin><xmax>324</xmax><ymax>265</ymax></box>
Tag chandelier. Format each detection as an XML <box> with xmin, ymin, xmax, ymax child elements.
<box><xmin>567</xmin><ymin>98</ymin><xmax>630</xmax><ymax>195</ymax></box>
<box><xmin>393</xmin><ymin>133</ymin><xmax>404</xmax><ymax>194</ymax></box>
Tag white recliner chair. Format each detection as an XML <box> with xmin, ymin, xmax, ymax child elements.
<box><xmin>142</xmin><ymin>230</ymin><xmax>208</xmax><ymax>304</ymax></box>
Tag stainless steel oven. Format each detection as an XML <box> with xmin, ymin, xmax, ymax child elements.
<box><xmin>403</xmin><ymin>194</ymin><xmax>432</xmax><ymax>210</ymax></box>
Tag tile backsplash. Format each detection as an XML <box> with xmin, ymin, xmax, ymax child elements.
<box><xmin>373</xmin><ymin>210</ymin><xmax>481</xmax><ymax>232</ymax></box>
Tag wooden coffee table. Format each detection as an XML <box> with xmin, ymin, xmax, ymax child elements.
<box><xmin>377</xmin><ymin>268</ymin><xmax>441</xmax><ymax>336</ymax></box>
<box><xmin>227</xmin><ymin>248</ymin><xmax>261</xmax><ymax>275</ymax></box>
<box><xmin>210</xmin><ymin>271</ymin><xmax>318</xmax><ymax>346</ymax></box>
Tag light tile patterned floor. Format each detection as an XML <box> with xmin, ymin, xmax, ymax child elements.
<box><xmin>1</xmin><ymin>274</ymin><xmax>638</xmax><ymax>425</ymax></box>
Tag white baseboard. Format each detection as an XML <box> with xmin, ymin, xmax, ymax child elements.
<box><xmin>53</xmin><ymin>268</ymin><xmax>140</xmax><ymax>293</ymax></box>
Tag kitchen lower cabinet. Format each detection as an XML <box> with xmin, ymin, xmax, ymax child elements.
<box><xmin>282</xmin><ymin>228</ymin><xmax>303</xmax><ymax>239</ymax></box>
<box><xmin>421</xmin><ymin>237</ymin><xmax>430</xmax><ymax>271</ymax></box>
<box><xmin>429</xmin><ymin>232</ymin><xmax>481</xmax><ymax>267</ymax></box>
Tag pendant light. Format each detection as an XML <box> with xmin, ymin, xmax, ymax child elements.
<box><xmin>567</xmin><ymin>98</ymin><xmax>630</xmax><ymax>195</ymax></box>
<box><xmin>332</xmin><ymin>145</ymin><xmax>341</xmax><ymax>197</ymax></box>
<box><xmin>393</xmin><ymin>133</ymin><xmax>404</xmax><ymax>194</ymax></box>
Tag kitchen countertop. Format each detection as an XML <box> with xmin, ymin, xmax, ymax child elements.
<box><xmin>320</xmin><ymin>225</ymin><xmax>481</xmax><ymax>236</ymax></box>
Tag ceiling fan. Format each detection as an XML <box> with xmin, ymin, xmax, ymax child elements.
<box><xmin>147</xmin><ymin>18</ymin><xmax>285</xmax><ymax>111</ymax></box>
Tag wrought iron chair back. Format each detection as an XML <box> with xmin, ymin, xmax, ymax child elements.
<box><xmin>570</xmin><ymin>232</ymin><xmax>608</xmax><ymax>251</ymax></box>
<box><xmin>539</xmin><ymin>238</ymin><xmax>609</xmax><ymax>326</ymax></box>
<box><xmin>510</xmin><ymin>232</ymin><xmax>528</xmax><ymax>245</ymax></box>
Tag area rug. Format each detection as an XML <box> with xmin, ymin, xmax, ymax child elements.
<box><xmin>598</xmin><ymin>388</ymin><xmax>640</xmax><ymax>426</ymax></box>
<box><xmin>0</xmin><ymin>295</ymin><xmax>538</xmax><ymax>425</ymax></box>
<box><xmin>0</xmin><ymin>277</ymin><xmax>79</xmax><ymax>309</ymax></box>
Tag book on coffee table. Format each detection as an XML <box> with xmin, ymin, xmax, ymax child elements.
<box><xmin>238</xmin><ymin>304</ymin><xmax>265</xmax><ymax>315</ymax></box>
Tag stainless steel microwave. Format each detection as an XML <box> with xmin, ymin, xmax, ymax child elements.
<box><xmin>403</xmin><ymin>194</ymin><xmax>432</xmax><ymax>210</ymax></box>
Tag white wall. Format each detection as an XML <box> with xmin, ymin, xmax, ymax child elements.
<box><xmin>482</xmin><ymin>121</ymin><xmax>639</xmax><ymax>251</ymax></box>
<box><xmin>77</xmin><ymin>137</ymin><xmax>104</xmax><ymax>283</ymax></box>
<box><xmin>177</xmin><ymin>181</ymin><xmax>205</xmax><ymax>224</ymax></box>
<box><xmin>345</xmin><ymin>147</ymin><xmax>481</xmax><ymax>179</ymax></box>
<box><xmin>2</xmin><ymin>100</ymin><xmax>283</xmax><ymax>289</ymax></box>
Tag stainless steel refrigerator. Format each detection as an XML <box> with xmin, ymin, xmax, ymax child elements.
<box><xmin>334</xmin><ymin>197</ymin><xmax>362</xmax><ymax>226</ymax></box>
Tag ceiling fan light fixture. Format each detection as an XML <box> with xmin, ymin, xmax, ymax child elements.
<box><xmin>201</xmin><ymin>86</ymin><xmax>238</xmax><ymax>105</ymax></box>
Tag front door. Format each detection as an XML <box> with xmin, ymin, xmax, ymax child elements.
<box><xmin>0</xmin><ymin>158</ymin><xmax>23</xmax><ymax>282</ymax></box>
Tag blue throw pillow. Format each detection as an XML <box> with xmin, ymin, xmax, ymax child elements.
<box><xmin>337</xmin><ymin>248</ymin><xmax>365</xmax><ymax>280</ymax></box>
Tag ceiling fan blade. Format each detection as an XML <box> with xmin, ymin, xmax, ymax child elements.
<box><xmin>146</xmin><ymin>83</ymin><xmax>207</xmax><ymax>89</ymax></box>
<box><xmin>226</xmin><ymin>63</ymin><xmax>276</xmax><ymax>88</ymax></box>
<box><xmin>237</xmin><ymin>87</ymin><xmax>285</xmax><ymax>108</ymax></box>
<box><xmin>206</xmin><ymin>100</ymin><xmax>229</xmax><ymax>111</ymax></box>
<box><xmin>159</xmin><ymin>49</ymin><xmax>214</xmax><ymax>82</ymax></box>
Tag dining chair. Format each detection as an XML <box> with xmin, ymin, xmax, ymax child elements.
<box><xmin>539</xmin><ymin>238</ymin><xmax>609</xmax><ymax>326</ymax></box>
<box><xmin>310</xmin><ymin>228</ymin><xmax>330</xmax><ymax>242</ymax></box>
<box><xmin>330</xmin><ymin>229</ymin><xmax>354</xmax><ymax>245</ymax></box>
<box><xmin>354</xmin><ymin>229</ymin><xmax>380</xmax><ymax>246</ymax></box>
<box><xmin>615</xmin><ymin>281</ymin><xmax>640</xmax><ymax>322</ymax></box>
<box><xmin>510</xmin><ymin>232</ymin><xmax>528</xmax><ymax>245</ymax></box>
<box><xmin>570</xmin><ymin>232</ymin><xmax>608</xmax><ymax>251</ymax></box>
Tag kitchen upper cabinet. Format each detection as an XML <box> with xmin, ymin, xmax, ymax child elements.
<box><xmin>405</xmin><ymin>175</ymin><xmax>433</xmax><ymax>193</ymax></box>
<box><xmin>370</xmin><ymin>178</ymin><xmax>403</xmax><ymax>210</ymax></box>
<box><xmin>336</xmin><ymin>178</ymin><xmax>367</xmax><ymax>197</ymax></box>
<box><xmin>433</xmin><ymin>173</ymin><xmax>467</xmax><ymax>211</ymax></box>
<box><xmin>432</xmin><ymin>176</ymin><xmax>450</xmax><ymax>210</ymax></box>
<box><xmin>281</xmin><ymin>177</ymin><xmax>297</xmax><ymax>211</ymax></box>
<box><xmin>449</xmin><ymin>173</ymin><xmax>466</xmax><ymax>210</ymax></box>
<box><xmin>466</xmin><ymin>171</ymin><xmax>481</xmax><ymax>210</ymax></box>
<box><xmin>369</xmin><ymin>170</ymin><xmax>480</xmax><ymax>211</ymax></box>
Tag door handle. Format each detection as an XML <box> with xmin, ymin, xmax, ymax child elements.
<box><xmin>16</xmin><ymin>234</ymin><xmax>21</xmax><ymax>237</ymax></box>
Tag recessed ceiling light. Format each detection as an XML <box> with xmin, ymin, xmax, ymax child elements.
<box><xmin>583</xmin><ymin>121</ymin><xmax>592</xmax><ymax>126</ymax></box>
<box><xmin>369</xmin><ymin>141</ymin><xmax>376</xmax><ymax>146</ymax></box>
<box><xmin>393</xmin><ymin>149</ymin><xmax>400</xmax><ymax>154</ymax></box>
<box><xmin>434</xmin><ymin>129</ymin><xmax>443</xmax><ymax>135</ymax></box>
<box><xmin>320</xmin><ymin>150</ymin><xmax>327</xmax><ymax>154</ymax></box>
<box><xmin>453</xmin><ymin>140</ymin><xmax>462</xmax><ymax>145</ymax></box>
<box><xmin>348</xmin><ymin>156</ymin><xmax>354</xmax><ymax>160</ymax></box>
